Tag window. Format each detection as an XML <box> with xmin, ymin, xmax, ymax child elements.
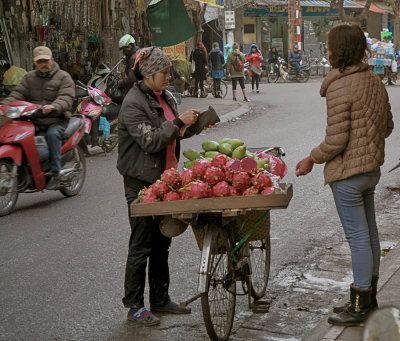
<box><xmin>244</xmin><ymin>24</ymin><xmax>255</xmax><ymax>34</ymax></box>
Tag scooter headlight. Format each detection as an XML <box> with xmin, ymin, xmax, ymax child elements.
<box><xmin>92</xmin><ymin>90</ymin><xmax>107</xmax><ymax>106</ymax></box>
<box><xmin>6</xmin><ymin>105</ymin><xmax>27</xmax><ymax>119</ymax></box>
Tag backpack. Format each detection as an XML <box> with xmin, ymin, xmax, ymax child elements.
<box><xmin>233</xmin><ymin>54</ymin><xmax>244</xmax><ymax>72</ymax></box>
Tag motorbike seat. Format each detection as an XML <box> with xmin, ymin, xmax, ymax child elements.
<box><xmin>102</xmin><ymin>102</ymin><xmax>120</xmax><ymax>121</ymax></box>
<box><xmin>62</xmin><ymin>116</ymin><xmax>82</xmax><ymax>139</ymax></box>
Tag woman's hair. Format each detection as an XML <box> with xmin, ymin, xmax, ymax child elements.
<box><xmin>233</xmin><ymin>42</ymin><xmax>239</xmax><ymax>50</ymax></box>
<box><xmin>328</xmin><ymin>23</ymin><xmax>367</xmax><ymax>72</ymax></box>
<box><xmin>271</xmin><ymin>47</ymin><xmax>277</xmax><ymax>52</ymax></box>
<box><xmin>197</xmin><ymin>42</ymin><xmax>208</xmax><ymax>61</ymax></box>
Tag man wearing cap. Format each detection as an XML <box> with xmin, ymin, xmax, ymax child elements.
<box><xmin>289</xmin><ymin>44</ymin><xmax>302</xmax><ymax>74</ymax></box>
<box><xmin>118</xmin><ymin>34</ymin><xmax>140</xmax><ymax>93</ymax></box>
<box><xmin>2</xmin><ymin>46</ymin><xmax>75</xmax><ymax>190</ymax></box>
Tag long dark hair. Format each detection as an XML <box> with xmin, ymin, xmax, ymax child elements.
<box><xmin>327</xmin><ymin>23</ymin><xmax>367</xmax><ymax>73</ymax></box>
<box><xmin>197</xmin><ymin>42</ymin><xmax>208</xmax><ymax>62</ymax></box>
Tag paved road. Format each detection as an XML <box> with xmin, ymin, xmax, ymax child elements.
<box><xmin>1</xmin><ymin>80</ymin><xmax>399</xmax><ymax>340</ymax></box>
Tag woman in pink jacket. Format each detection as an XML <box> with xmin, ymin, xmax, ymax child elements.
<box><xmin>246</xmin><ymin>44</ymin><xmax>262</xmax><ymax>93</ymax></box>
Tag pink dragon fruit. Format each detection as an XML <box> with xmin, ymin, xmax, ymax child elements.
<box><xmin>163</xmin><ymin>191</ymin><xmax>181</xmax><ymax>201</ymax></box>
<box><xmin>151</xmin><ymin>180</ymin><xmax>171</xmax><ymax>198</ymax></box>
<box><xmin>261</xmin><ymin>187</ymin><xmax>275</xmax><ymax>195</ymax></box>
<box><xmin>240</xmin><ymin>157</ymin><xmax>258</xmax><ymax>174</ymax></box>
<box><xmin>161</xmin><ymin>168</ymin><xmax>182</xmax><ymax>189</ymax></box>
<box><xmin>140</xmin><ymin>187</ymin><xmax>159</xmax><ymax>203</ymax></box>
<box><xmin>179</xmin><ymin>181</ymin><xmax>209</xmax><ymax>200</ymax></box>
<box><xmin>251</xmin><ymin>172</ymin><xmax>272</xmax><ymax>191</ymax></box>
<box><xmin>181</xmin><ymin>169</ymin><xmax>193</xmax><ymax>187</ymax></box>
<box><xmin>212</xmin><ymin>154</ymin><xmax>230</xmax><ymax>169</ymax></box>
<box><xmin>191</xmin><ymin>159</ymin><xmax>212</xmax><ymax>180</ymax></box>
<box><xmin>226</xmin><ymin>158</ymin><xmax>241</xmax><ymax>171</ymax></box>
<box><xmin>229</xmin><ymin>186</ymin><xmax>241</xmax><ymax>196</ymax></box>
<box><xmin>224</xmin><ymin>170</ymin><xmax>234</xmax><ymax>184</ymax></box>
<box><xmin>213</xmin><ymin>181</ymin><xmax>230</xmax><ymax>197</ymax></box>
<box><xmin>232</xmin><ymin>171</ymin><xmax>252</xmax><ymax>191</ymax></box>
<box><xmin>242</xmin><ymin>186</ymin><xmax>260</xmax><ymax>196</ymax></box>
<box><xmin>204</xmin><ymin>166</ymin><xmax>225</xmax><ymax>186</ymax></box>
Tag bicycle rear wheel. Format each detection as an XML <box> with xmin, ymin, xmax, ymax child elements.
<box><xmin>248</xmin><ymin>235</ymin><xmax>271</xmax><ymax>300</ymax></box>
<box><xmin>220</xmin><ymin>80</ymin><xmax>228</xmax><ymax>99</ymax></box>
<box><xmin>201</xmin><ymin>224</ymin><xmax>236</xmax><ymax>341</ymax></box>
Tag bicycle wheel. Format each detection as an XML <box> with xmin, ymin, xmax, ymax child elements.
<box><xmin>267</xmin><ymin>71</ymin><xmax>279</xmax><ymax>83</ymax></box>
<box><xmin>220</xmin><ymin>80</ymin><xmax>228</xmax><ymax>99</ymax></box>
<box><xmin>201</xmin><ymin>223</ymin><xmax>236</xmax><ymax>341</ymax></box>
<box><xmin>248</xmin><ymin>235</ymin><xmax>271</xmax><ymax>300</ymax></box>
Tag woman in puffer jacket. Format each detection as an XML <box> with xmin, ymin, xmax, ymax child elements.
<box><xmin>296</xmin><ymin>23</ymin><xmax>393</xmax><ymax>327</ymax></box>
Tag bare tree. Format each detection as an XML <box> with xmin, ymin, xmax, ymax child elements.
<box><xmin>330</xmin><ymin>0</ymin><xmax>373</xmax><ymax>23</ymax></box>
<box><xmin>386</xmin><ymin>0</ymin><xmax>400</xmax><ymax>50</ymax></box>
<box><xmin>187</xmin><ymin>1</ymin><xmax>207</xmax><ymax>45</ymax></box>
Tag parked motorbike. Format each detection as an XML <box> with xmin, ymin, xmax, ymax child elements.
<box><xmin>0</xmin><ymin>101</ymin><xmax>86</xmax><ymax>216</ymax></box>
<box><xmin>75</xmin><ymin>82</ymin><xmax>120</xmax><ymax>153</ymax></box>
<box><xmin>268</xmin><ymin>57</ymin><xmax>310</xmax><ymax>83</ymax></box>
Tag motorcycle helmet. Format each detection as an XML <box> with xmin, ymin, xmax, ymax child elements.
<box><xmin>119</xmin><ymin>34</ymin><xmax>135</xmax><ymax>49</ymax></box>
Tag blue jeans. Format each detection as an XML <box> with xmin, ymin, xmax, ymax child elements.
<box><xmin>291</xmin><ymin>61</ymin><xmax>301</xmax><ymax>73</ymax></box>
<box><xmin>45</xmin><ymin>123</ymin><xmax>65</xmax><ymax>173</ymax></box>
<box><xmin>329</xmin><ymin>169</ymin><xmax>381</xmax><ymax>289</ymax></box>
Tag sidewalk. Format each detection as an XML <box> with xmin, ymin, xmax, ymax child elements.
<box><xmin>176</xmin><ymin>93</ymin><xmax>250</xmax><ymax>123</ymax></box>
<box><xmin>305</xmin><ymin>244</ymin><xmax>400</xmax><ymax>341</ymax></box>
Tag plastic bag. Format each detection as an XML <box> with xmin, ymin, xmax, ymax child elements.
<box><xmin>98</xmin><ymin>116</ymin><xmax>110</xmax><ymax>139</ymax></box>
<box><xmin>257</xmin><ymin>153</ymin><xmax>288</xmax><ymax>179</ymax></box>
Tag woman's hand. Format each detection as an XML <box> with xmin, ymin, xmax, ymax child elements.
<box><xmin>179</xmin><ymin>109</ymin><xmax>200</xmax><ymax>126</ymax></box>
<box><xmin>295</xmin><ymin>156</ymin><xmax>314</xmax><ymax>176</ymax></box>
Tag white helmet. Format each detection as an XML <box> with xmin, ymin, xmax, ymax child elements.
<box><xmin>119</xmin><ymin>34</ymin><xmax>135</xmax><ymax>49</ymax></box>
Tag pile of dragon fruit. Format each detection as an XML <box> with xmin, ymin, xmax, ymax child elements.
<box><xmin>140</xmin><ymin>154</ymin><xmax>285</xmax><ymax>203</ymax></box>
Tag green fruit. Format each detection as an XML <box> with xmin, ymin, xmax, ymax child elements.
<box><xmin>257</xmin><ymin>159</ymin><xmax>265</xmax><ymax>169</ymax></box>
<box><xmin>227</xmin><ymin>138</ymin><xmax>244</xmax><ymax>150</ymax></box>
<box><xmin>183</xmin><ymin>149</ymin><xmax>200</xmax><ymax>161</ymax></box>
<box><xmin>205</xmin><ymin>157</ymin><xmax>213</xmax><ymax>162</ymax></box>
<box><xmin>231</xmin><ymin>146</ymin><xmax>246</xmax><ymax>159</ymax></box>
<box><xmin>202</xmin><ymin>140</ymin><xmax>220</xmax><ymax>152</ymax></box>
<box><xmin>245</xmin><ymin>150</ymin><xmax>257</xmax><ymax>159</ymax></box>
<box><xmin>205</xmin><ymin>151</ymin><xmax>220</xmax><ymax>159</ymax></box>
<box><xmin>218</xmin><ymin>138</ymin><xmax>231</xmax><ymax>145</ymax></box>
<box><xmin>218</xmin><ymin>143</ymin><xmax>233</xmax><ymax>156</ymax></box>
<box><xmin>184</xmin><ymin>160</ymin><xmax>197</xmax><ymax>170</ymax></box>
<box><xmin>263</xmin><ymin>163</ymin><xmax>270</xmax><ymax>172</ymax></box>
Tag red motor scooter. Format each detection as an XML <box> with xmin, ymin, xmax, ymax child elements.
<box><xmin>0</xmin><ymin>101</ymin><xmax>87</xmax><ymax>216</ymax></box>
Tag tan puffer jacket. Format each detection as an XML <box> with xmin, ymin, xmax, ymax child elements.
<box><xmin>310</xmin><ymin>63</ymin><xmax>394</xmax><ymax>184</ymax></box>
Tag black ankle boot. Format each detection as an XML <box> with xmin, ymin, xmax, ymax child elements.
<box><xmin>328</xmin><ymin>284</ymin><xmax>372</xmax><ymax>327</ymax></box>
<box><xmin>333</xmin><ymin>276</ymin><xmax>379</xmax><ymax>313</ymax></box>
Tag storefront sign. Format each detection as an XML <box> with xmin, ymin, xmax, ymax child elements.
<box><xmin>163</xmin><ymin>42</ymin><xmax>186</xmax><ymax>59</ymax></box>
<box><xmin>244</xmin><ymin>6</ymin><xmax>338</xmax><ymax>17</ymax></box>
<box><xmin>198</xmin><ymin>0</ymin><xmax>224</xmax><ymax>8</ymax></box>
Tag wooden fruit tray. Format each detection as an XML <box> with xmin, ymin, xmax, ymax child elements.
<box><xmin>130</xmin><ymin>183</ymin><xmax>293</xmax><ymax>218</ymax></box>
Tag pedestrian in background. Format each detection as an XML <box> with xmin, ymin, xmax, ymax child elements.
<box><xmin>209</xmin><ymin>42</ymin><xmax>225</xmax><ymax>98</ymax></box>
<box><xmin>190</xmin><ymin>42</ymin><xmax>208</xmax><ymax>97</ymax></box>
<box><xmin>268</xmin><ymin>47</ymin><xmax>279</xmax><ymax>72</ymax></box>
<box><xmin>296</xmin><ymin>23</ymin><xmax>393</xmax><ymax>327</ymax></box>
<box><xmin>246</xmin><ymin>43</ymin><xmax>262</xmax><ymax>93</ymax></box>
<box><xmin>117</xmin><ymin>47</ymin><xmax>200</xmax><ymax>326</ymax></box>
<box><xmin>226</xmin><ymin>42</ymin><xmax>249</xmax><ymax>102</ymax></box>
<box><xmin>224</xmin><ymin>44</ymin><xmax>232</xmax><ymax>65</ymax></box>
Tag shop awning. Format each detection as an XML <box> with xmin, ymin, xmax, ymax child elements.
<box><xmin>353</xmin><ymin>1</ymin><xmax>387</xmax><ymax>14</ymax></box>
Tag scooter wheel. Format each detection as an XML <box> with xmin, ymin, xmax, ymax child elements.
<box><xmin>60</xmin><ymin>147</ymin><xmax>86</xmax><ymax>197</ymax></box>
<box><xmin>0</xmin><ymin>160</ymin><xmax>19</xmax><ymax>216</ymax></box>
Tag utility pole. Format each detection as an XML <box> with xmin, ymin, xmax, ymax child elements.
<box><xmin>288</xmin><ymin>0</ymin><xmax>296</xmax><ymax>57</ymax></box>
<box><xmin>225</xmin><ymin>0</ymin><xmax>235</xmax><ymax>46</ymax></box>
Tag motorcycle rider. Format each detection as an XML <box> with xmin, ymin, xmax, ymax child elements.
<box><xmin>1</xmin><ymin>46</ymin><xmax>75</xmax><ymax>190</ymax></box>
<box><xmin>118</xmin><ymin>34</ymin><xmax>140</xmax><ymax>93</ymax></box>
<box><xmin>289</xmin><ymin>44</ymin><xmax>302</xmax><ymax>74</ymax></box>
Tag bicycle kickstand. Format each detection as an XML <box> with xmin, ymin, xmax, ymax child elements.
<box><xmin>179</xmin><ymin>293</ymin><xmax>202</xmax><ymax>309</ymax></box>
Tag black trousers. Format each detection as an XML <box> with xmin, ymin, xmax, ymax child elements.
<box><xmin>122</xmin><ymin>176</ymin><xmax>171</xmax><ymax>309</ymax></box>
<box><xmin>194</xmin><ymin>77</ymin><xmax>204</xmax><ymax>95</ymax></box>
<box><xmin>231</xmin><ymin>77</ymin><xmax>245</xmax><ymax>90</ymax></box>
<box><xmin>251</xmin><ymin>74</ymin><xmax>259</xmax><ymax>90</ymax></box>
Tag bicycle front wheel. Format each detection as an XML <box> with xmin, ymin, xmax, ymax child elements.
<box><xmin>201</xmin><ymin>224</ymin><xmax>236</xmax><ymax>341</ymax></box>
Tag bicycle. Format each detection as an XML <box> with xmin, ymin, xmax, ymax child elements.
<box><xmin>131</xmin><ymin>147</ymin><xmax>293</xmax><ymax>341</ymax></box>
<box><xmin>188</xmin><ymin>77</ymin><xmax>228</xmax><ymax>99</ymax></box>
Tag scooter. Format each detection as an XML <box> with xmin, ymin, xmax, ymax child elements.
<box><xmin>268</xmin><ymin>57</ymin><xmax>310</xmax><ymax>83</ymax></box>
<box><xmin>0</xmin><ymin>101</ymin><xmax>87</xmax><ymax>216</ymax></box>
<box><xmin>75</xmin><ymin>82</ymin><xmax>120</xmax><ymax>153</ymax></box>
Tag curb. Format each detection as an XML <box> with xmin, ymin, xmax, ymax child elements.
<box><xmin>304</xmin><ymin>243</ymin><xmax>400</xmax><ymax>341</ymax></box>
<box><xmin>219</xmin><ymin>103</ymin><xmax>251</xmax><ymax>124</ymax></box>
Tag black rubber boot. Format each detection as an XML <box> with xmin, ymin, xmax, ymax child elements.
<box><xmin>328</xmin><ymin>284</ymin><xmax>372</xmax><ymax>327</ymax></box>
<box><xmin>333</xmin><ymin>276</ymin><xmax>378</xmax><ymax>313</ymax></box>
